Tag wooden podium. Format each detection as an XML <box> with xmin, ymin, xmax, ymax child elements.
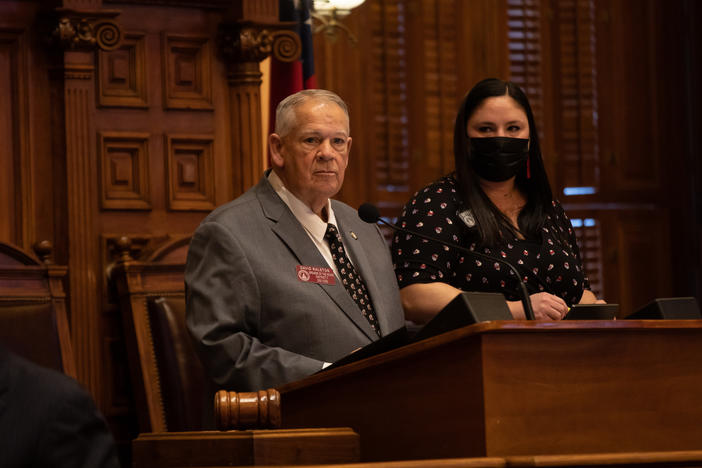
<box><xmin>275</xmin><ymin>320</ymin><xmax>702</xmax><ymax>462</ymax></box>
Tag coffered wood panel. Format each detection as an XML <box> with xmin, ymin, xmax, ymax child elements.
<box><xmin>162</xmin><ymin>34</ymin><xmax>213</xmax><ymax>110</ymax></box>
<box><xmin>99</xmin><ymin>131</ymin><xmax>151</xmax><ymax>210</ymax></box>
<box><xmin>165</xmin><ymin>134</ymin><xmax>215</xmax><ymax>211</ymax></box>
<box><xmin>98</xmin><ymin>32</ymin><xmax>148</xmax><ymax>108</ymax></box>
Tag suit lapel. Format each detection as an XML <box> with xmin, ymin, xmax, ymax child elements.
<box><xmin>336</xmin><ymin>213</ymin><xmax>392</xmax><ymax>336</ymax></box>
<box><xmin>255</xmin><ymin>178</ymin><xmax>377</xmax><ymax>341</ymax></box>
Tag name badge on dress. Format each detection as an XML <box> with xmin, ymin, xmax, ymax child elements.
<box><xmin>296</xmin><ymin>265</ymin><xmax>336</xmax><ymax>285</ymax></box>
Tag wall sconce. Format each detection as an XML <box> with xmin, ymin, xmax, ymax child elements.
<box><xmin>311</xmin><ymin>0</ymin><xmax>366</xmax><ymax>45</ymax></box>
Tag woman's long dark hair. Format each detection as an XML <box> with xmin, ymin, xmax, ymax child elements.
<box><xmin>454</xmin><ymin>78</ymin><xmax>555</xmax><ymax>245</ymax></box>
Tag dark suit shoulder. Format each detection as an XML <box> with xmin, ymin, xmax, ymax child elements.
<box><xmin>0</xmin><ymin>350</ymin><xmax>119</xmax><ymax>468</ymax></box>
<box><xmin>2</xmin><ymin>350</ymin><xmax>82</xmax><ymax>407</ymax></box>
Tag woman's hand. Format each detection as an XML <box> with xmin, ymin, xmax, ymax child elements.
<box><xmin>530</xmin><ymin>292</ymin><xmax>569</xmax><ymax>320</ymax></box>
<box><xmin>508</xmin><ymin>292</ymin><xmax>569</xmax><ymax>320</ymax></box>
<box><xmin>508</xmin><ymin>292</ymin><xmax>568</xmax><ymax>320</ymax></box>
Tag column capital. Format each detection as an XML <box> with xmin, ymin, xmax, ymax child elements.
<box><xmin>50</xmin><ymin>8</ymin><xmax>123</xmax><ymax>52</ymax></box>
<box><xmin>218</xmin><ymin>22</ymin><xmax>301</xmax><ymax>64</ymax></box>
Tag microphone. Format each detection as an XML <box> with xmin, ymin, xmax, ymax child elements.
<box><xmin>359</xmin><ymin>203</ymin><xmax>536</xmax><ymax>321</ymax></box>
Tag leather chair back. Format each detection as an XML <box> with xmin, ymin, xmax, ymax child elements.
<box><xmin>148</xmin><ymin>296</ymin><xmax>210</xmax><ymax>431</ymax></box>
<box><xmin>110</xmin><ymin>235</ymin><xmax>214</xmax><ymax>432</ymax></box>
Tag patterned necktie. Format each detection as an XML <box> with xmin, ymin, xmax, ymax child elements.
<box><xmin>324</xmin><ymin>224</ymin><xmax>381</xmax><ymax>337</ymax></box>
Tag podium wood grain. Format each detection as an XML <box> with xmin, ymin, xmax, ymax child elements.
<box><xmin>277</xmin><ymin>320</ymin><xmax>702</xmax><ymax>462</ymax></box>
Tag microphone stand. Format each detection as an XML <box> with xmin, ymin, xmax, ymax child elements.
<box><xmin>369</xmin><ymin>213</ymin><xmax>536</xmax><ymax>321</ymax></box>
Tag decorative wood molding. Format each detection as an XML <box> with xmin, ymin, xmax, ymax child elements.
<box><xmin>161</xmin><ymin>34</ymin><xmax>213</xmax><ymax>110</ymax></box>
<box><xmin>270</xmin><ymin>29</ymin><xmax>301</xmax><ymax>63</ymax></box>
<box><xmin>104</xmin><ymin>235</ymin><xmax>151</xmax><ymax>267</ymax></box>
<box><xmin>218</xmin><ymin>22</ymin><xmax>300</xmax><ymax>196</ymax></box>
<box><xmin>219</xmin><ymin>24</ymin><xmax>301</xmax><ymax>64</ymax></box>
<box><xmin>98</xmin><ymin>131</ymin><xmax>151</xmax><ymax>211</ymax></box>
<box><xmin>104</xmin><ymin>234</ymin><xmax>191</xmax><ymax>272</ymax></box>
<box><xmin>62</xmin><ymin>57</ymin><xmax>103</xmax><ymax>399</ymax></box>
<box><xmin>218</xmin><ymin>24</ymin><xmax>272</xmax><ymax>63</ymax></box>
<box><xmin>98</xmin><ymin>32</ymin><xmax>148</xmax><ymax>108</ymax></box>
<box><xmin>61</xmin><ymin>63</ymin><xmax>94</xmax><ymax>80</ymax></box>
<box><xmin>164</xmin><ymin>134</ymin><xmax>216</xmax><ymax>211</ymax></box>
<box><xmin>50</xmin><ymin>8</ymin><xmax>123</xmax><ymax>52</ymax></box>
<box><xmin>229</xmin><ymin>81</ymin><xmax>264</xmax><ymax>194</ymax></box>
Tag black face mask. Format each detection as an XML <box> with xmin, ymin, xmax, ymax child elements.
<box><xmin>469</xmin><ymin>137</ymin><xmax>529</xmax><ymax>182</ymax></box>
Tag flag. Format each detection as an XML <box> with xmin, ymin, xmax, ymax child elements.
<box><xmin>269</xmin><ymin>0</ymin><xmax>317</xmax><ymax>136</ymax></box>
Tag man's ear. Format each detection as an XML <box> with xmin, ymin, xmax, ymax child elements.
<box><xmin>269</xmin><ymin>133</ymin><xmax>285</xmax><ymax>169</ymax></box>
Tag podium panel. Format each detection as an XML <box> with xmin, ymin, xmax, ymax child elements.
<box><xmin>132</xmin><ymin>428</ymin><xmax>359</xmax><ymax>467</ymax></box>
<box><xmin>278</xmin><ymin>321</ymin><xmax>702</xmax><ymax>462</ymax></box>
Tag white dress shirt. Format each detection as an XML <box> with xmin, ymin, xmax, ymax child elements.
<box><xmin>268</xmin><ymin>170</ymin><xmax>350</xmax><ymax>278</ymax></box>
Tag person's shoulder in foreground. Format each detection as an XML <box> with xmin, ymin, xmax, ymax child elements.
<box><xmin>0</xmin><ymin>346</ymin><xmax>120</xmax><ymax>468</ymax></box>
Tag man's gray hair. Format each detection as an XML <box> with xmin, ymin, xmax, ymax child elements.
<box><xmin>274</xmin><ymin>89</ymin><xmax>350</xmax><ymax>137</ymax></box>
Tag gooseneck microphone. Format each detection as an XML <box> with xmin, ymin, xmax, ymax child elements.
<box><xmin>358</xmin><ymin>203</ymin><xmax>536</xmax><ymax>321</ymax></box>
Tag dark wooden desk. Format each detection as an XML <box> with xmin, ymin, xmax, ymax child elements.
<box><xmin>278</xmin><ymin>320</ymin><xmax>702</xmax><ymax>462</ymax></box>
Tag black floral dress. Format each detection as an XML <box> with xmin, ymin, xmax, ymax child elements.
<box><xmin>391</xmin><ymin>175</ymin><xmax>590</xmax><ymax>306</ymax></box>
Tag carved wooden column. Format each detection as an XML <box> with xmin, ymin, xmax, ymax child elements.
<box><xmin>218</xmin><ymin>15</ymin><xmax>300</xmax><ymax>196</ymax></box>
<box><xmin>50</xmin><ymin>5</ymin><xmax>121</xmax><ymax>402</ymax></box>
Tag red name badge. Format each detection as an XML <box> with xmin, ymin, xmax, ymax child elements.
<box><xmin>296</xmin><ymin>265</ymin><xmax>336</xmax><ymax>285</ymax></box>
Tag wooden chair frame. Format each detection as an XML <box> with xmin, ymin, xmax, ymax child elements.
<box><xmin>0</xmin><ymin>241</ymin><xmax>75</xmax><ymax>378</ymax></box>
<box><xmin>109</xmin><ymin>235</ymin><xmax>191</xmax><ymax>433</ymax></box>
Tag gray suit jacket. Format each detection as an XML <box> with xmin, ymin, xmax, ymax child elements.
<box><xmin>185</xmin><ymin>175</ymin><xmax>405</xmax><ymax>391</ymax></box>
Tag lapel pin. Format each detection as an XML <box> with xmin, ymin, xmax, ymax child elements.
<box><xmin>350</xmin><ymin>231</ymin><xmax>358</xmax><ymax>240</ymax></box>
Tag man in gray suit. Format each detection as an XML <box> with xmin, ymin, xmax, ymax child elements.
<box><xmin>185</xmin><ymin>89</ymin><xmax>405</xmax><ymax>391</ymax></box>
